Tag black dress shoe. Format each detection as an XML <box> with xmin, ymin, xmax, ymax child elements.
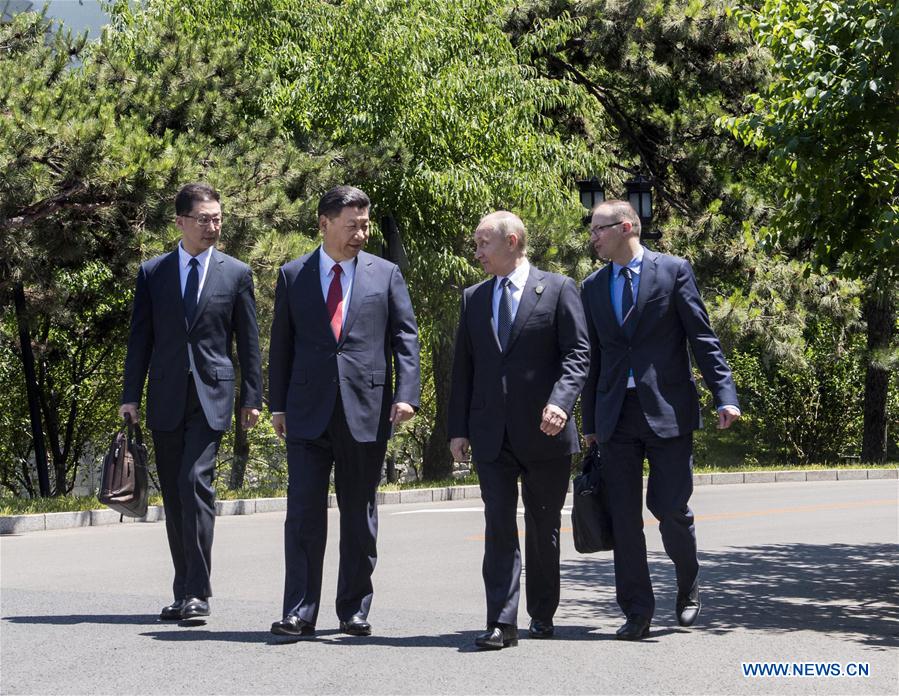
<box><xmin>615</xmin><ymin>614</ymin><xmax>650</xmax><ymax>641</ymax></box>
<box><xmin>475</xmin><ymin>623</ymin><xmax>518</xmax><ymax>650</ymax></box>
<box><xmin>676</xmin><ymin>586</ymin><xmax>701</xmax><ymax>627</ymax></box>
<box><xmin>339</xmin><ymin>615</ymin><xmax>372</xmax><ymax>636</ymax></box>
<box><xmin>271</xmin><ymin>615</ymin><xmax>315</xmax><ymax>637</ymax></box>
<box><xmin>180</xmin><ymin>596</ymin><xmax>210</xmax><ymax>618</ymax></box>
<box><xmin>160</xmin><ymin>599</ymin><xmax>185</xmax><ymax>621</ymax></box>
<box><xmin>528</xmin><ymin>619</ymin><xmax>555</xmax><ymax>639</ymax></box>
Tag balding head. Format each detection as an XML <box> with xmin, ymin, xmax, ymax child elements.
<box><xmin>473</xmin><ymin>210</ymin><xmax>528</xmax><ymax>277</ymax></box>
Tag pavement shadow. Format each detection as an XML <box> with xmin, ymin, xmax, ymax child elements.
<box><xmin>558</xmin><ymin>542</ymin><xmax>899</xmax><ymax>649</ymax></box>
<box><xmin>3</xmin><ymin>613</ymin><xmax>161</xmax><ymax>626</ymax></box>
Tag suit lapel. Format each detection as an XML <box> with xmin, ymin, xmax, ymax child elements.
<box><xmin>630</xmin><ymin>247</ymin><xmax>657</xmax><ymax>336</ymax></box>
<box><xmin>474</xmin><ymin>280</ymin><xmax>502</xmax><ymax>353</ymax></box>
<box><xmin>298</xmin><ymin>248</ymin><xmax>335</xmax><ymax>343</ymax></box>
<box><xmin>339</xmin><ymin>252</ymin><xmax>372</xmax><ymax>344</ymax></box>
<box><xmin>594</xmin><ymin>264</ymin><xmax>621</xmax><ymax>336</ymax></box>
<box><xmin>162</xmin><ymin>249</ymin><xmax>187</xmax><ymax>334</ymax></box>
<box><xmin>504</xmin><ymin>266</ymin><xmax>545</xmax><ymax>353</ymax></box>
<box><xmin>187</xmin><ymin>248</ymin><xmax>222</xmax><ymax>333</ymax></box>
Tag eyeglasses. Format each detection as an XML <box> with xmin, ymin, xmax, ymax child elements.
<box><xmin>182</xmin><ymin>214</ymin><xmax>222</xmax><ymax>226</ymax></box>
<box><xmin>590</xmin><ymin>220</ymin><xmax>623</xmax><ymax>236</ymax></box>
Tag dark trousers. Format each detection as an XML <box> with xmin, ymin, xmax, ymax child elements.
<box><xmin>152</xmin><ymin>378</ymin><xmax>222</xmax><ymax>601</ymax></box>
<box><xmin>477</xmin><ymin>436</ymin><xmax>571</xmax><ymax>626</ymax></box>
<box><xmin>282</xmin><ymin>396</ymin><xmax>386</xmax><ymax>625</ymax></box>
<box><xmin>600</xmin><ymin>390</ymin><xmax>698</xmax><ymax>620</ymax></box>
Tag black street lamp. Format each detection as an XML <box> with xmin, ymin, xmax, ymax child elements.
<box><xmin>576</xmin><ymin>177</ymin><xmax>606</xmax><ymax>212</ymax></box>
<box><xmin>576</xmin><ymin>177</ymin><xmax>606</xmax><ymax>226</ymax></box>
<box><xmin>624</xmin><ymin>174</ymin><xmax>659</xmax><ymax>240</ymax></box>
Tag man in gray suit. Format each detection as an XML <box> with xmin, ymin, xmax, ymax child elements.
<box><xmin>120</xmin><ymin>183</ymin><xmax>263</xmax><ymax>621</ymax></box>
<box><xmin>581</xmin><ymin>200</ymin><xmax>740</xmax><ymax>640</ymax></box>
<box><xmin>268</xmin><ymin>185</ymin><xmax>420</xmax><ymax>639</ymax></box>
<box><xmin>448</xmin><ymin>211</ymin><xmax>590</xmax><ymax>649</ymax></box>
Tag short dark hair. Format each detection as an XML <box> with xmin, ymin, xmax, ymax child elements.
<box><xmin>317</xmin><ymin>185</ymin><xmax>371</xmax><ymax>219</ymax></box>
<box><xmin>175</xmin><ymin>183</ymin><xmax>220</xmax><ymax>216</ymax></box>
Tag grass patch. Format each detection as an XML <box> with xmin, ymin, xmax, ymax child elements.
<box><xmin>1</xmin><ymin>464</ymin><xmax>893</xmax><ymax>516</ymax></box>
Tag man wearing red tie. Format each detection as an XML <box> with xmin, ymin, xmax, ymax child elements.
<box><xmin>268</xmin><ymin>186</ymin><xmax>421</xmax><ymax>638</ymax></box>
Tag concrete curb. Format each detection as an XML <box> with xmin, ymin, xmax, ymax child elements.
<box><xmin>1</xmin><ymin>468</ymin><xmax>895</xmax><ymax>534</ymax></box>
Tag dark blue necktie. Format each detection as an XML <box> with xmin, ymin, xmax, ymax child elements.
<box><xmin>620</xmin><ymin>267</ymin><xmax>634</xmax><ymax>326</ymax></box>
<box><xmin>184</xmin><ymin>257</ymin><xmax>199</xmax><ymax>325</ymax></box>
<box><xmin>497</xmin><ymin>277</ymin><xmax>513</xmax><ymax>350</ymax></box>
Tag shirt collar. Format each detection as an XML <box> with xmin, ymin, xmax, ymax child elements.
<box><xmin>178</xmin><ymin>242</ymin><xmax>213</xmax><ymax>268</ymax></box>
<box><xmin>497</xmin><ymin>259</ymin><xmax>531</xmax><ymax>290</ymax></box>
<box><xmin>319</xmin><ymin>245</ymin><xmax>355</xmax><ymax>276</ymax></box>
<box><xmin>612</xmin><ymin>246</ymin><xmax>645</xmax><ymax>278</ymax></box>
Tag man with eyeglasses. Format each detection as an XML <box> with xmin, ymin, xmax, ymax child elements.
<box><xmin>581</xmin><ymin>199</ymin><xmax>740</xmax><ymax>640</ymax></box>
<box><xmin>120</xmin><ymin>182</ymin><xmax>263</xmax><ymax>621</ymax></box>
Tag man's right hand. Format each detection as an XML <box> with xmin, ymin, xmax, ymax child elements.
<box><xmin>272</xmin><ymin>413</ymin><xmax>287</xmax><ymax>440</ymax></box>
<box><xmin>584</xmin><ymin>433</ymin><xmax>597</xmax><ymax>447</ymax></box>
<box><xmin>449</xmin><ymin>437</ymin><xmax>471</xmax><ymax>463</ymax></box>
<box><xmin>119</xmin><ymin>403</ymin><xmax>139</xmax><ymax>423</ymax></box>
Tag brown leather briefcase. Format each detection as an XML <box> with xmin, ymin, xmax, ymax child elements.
<box><xmin>99</xmin><ymin>414</ymin><xmax>149</xmax><ymax>518</ymax></box>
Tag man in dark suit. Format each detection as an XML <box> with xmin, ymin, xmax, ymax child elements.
<box><xmin>448</xmin><ymin>211</ymin><xmax>590</xmax><ymax>649</ymax></box>
<box><xmin>120</xmin><ymin>182</ymin><xmax>263</xmax><ymax>621</ymax></box>
<box><xmin>268</xmin><ymin>185</ymin><xmax>420</xmax><ymax>639</ymax></box>
<box><xmin>581</xmin><ymin>200</ymin><xmax>740</xmax><ymax>640</ymax></box>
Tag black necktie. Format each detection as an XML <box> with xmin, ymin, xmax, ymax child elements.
<box><xmin>184</xmin><ymin>258</ymin><xmax>199</xmax><ymax>325</ymax></box>
<box><xmin>620</xmin><ymin>267</ymin><xmax>634</xmax><ymax>326</ymax></box>
<box><xmin>497</xmin><ymin>277</ymin><xmax>513</xmax><ymax>350</ymax></box>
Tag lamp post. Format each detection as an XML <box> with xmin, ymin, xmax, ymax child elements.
<box><xmin>624</xmin><ymin>173</ymin><xmax>659</xmax><ymax>240</ymax></box>
<box><xmin>576</xmin><ymin>177</ymin><xmax>605</xmax><ymax>226</ymax></box>
<box><xmin>380</xmin><ymin>214</ymin><xmax>409</xmax><ymax>271</ymax></box>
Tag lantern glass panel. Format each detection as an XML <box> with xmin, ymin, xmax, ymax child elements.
<box><xmin>580</xmin><ymin>190</ymin><xmax>592</xmax><ymax>209</ymax></box>
<box><xmin>641</xmin><ymin>192</ymin><xmax>652</xmax><ymax>218</ymax></box>
<box><xmin>628</xmin><ymin>192</ymin><xmax>640</xmax><ymax>213</ymax></box>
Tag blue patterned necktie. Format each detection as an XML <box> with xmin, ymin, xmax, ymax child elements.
<box><xmin>620</xmin><ymin>266</ymin><xmax>634</xmax><ymax>326</ymax></box>
<box><xmin>497</xmin><ymin>277</ymin><xmax>513</xmax><ymax>350</ymax></box>
<box><xmin>184</xmin><ymin>258</ymin><xmax>199</xmax><ymax>325</ymax></box>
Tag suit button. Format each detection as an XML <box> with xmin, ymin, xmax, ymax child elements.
<box><xmin>336</xmin><ymin>350</ymin><xmax>342</xmax><ymax>355</ymax></box>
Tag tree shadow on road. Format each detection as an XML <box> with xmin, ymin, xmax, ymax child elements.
<box><xmin>3</xmin><ymin>614</ymin><xmax>160</xmax><ymax>626</ymax></box>
<box><xmin>558</xmin><ymin>542</ymin><xmax>898</xmax><ymax>649</ymax></box>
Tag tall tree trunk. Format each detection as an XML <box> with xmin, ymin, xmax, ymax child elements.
<box><xmin>861</xmin><ymin>284</ymin><xmax>896</xmax><ymax>463</ymax></box>
<box><xmin>229</xmin><ymin>366</ymin><xmax>250</xmax><ymax>490</ymax></box>
<box><xmin>13</xmin><ymin>283</ymin><xmax>51</xmax><ymax>497</ymax></box>
<box><xmin>422</xmin><ymin>321</ymin><xmax>455</xmax><ymax>481</ymax></box>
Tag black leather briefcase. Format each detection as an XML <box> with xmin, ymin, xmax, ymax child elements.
<box><xmin>99</xmin><ymin>414</ymin><xmax>149</xmax><ymax>518</ymax></box>
<box><xmin>571</xmin><ymin>443</ymin><xmax>614</xmax><ymax>553</ymax></box>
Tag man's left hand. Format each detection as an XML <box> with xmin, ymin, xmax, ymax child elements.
<box><xmin>390</xmin><ymin>402</ymin><xmax>415</xmax><ymax>424</ymax></box>
<box><xmin>241</xmin><ymin>407</ymin><xmax>260</xmax><ymax>430</ymax></box>
<box><xmin>717</xmin><ymin>406</ymin><xmax>741</xmax><ymax>430</ymax></box>
<box><xmin>540</xmin><ymin>404</ymin><xmax>568</xmax><ymax>436</ymax></box>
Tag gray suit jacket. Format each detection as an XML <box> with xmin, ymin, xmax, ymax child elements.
<box><xmin>448</xmin><ymin>266</ymin><xmax>590</xmax><ymax>463</ymax></box>
<box><xmin>268</xmin><ymin>249</ymin><xmax>420</xmax><ymax>443</ymax></box>
<box><xmin>580</xmin><ymin>248</ymin><xmax>739</xmax><ymax>442</ymax></box>
<box><xmin>121</xmin><ymin>247</ymin><xmax>263</xmax><ymax>432</ymax></box>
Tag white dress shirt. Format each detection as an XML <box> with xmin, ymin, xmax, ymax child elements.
<box><xmin>491</xmin><ymin>259</ymin><xmax>530</xmax><ymax>342</ymax></box>
<box><xmin>178</xmin><ymin>243</ymin><xmax>213</xmax><ymax>379</ymax></box>
<box><xmin>319</xmin><ymin>246</ymin><xmax>356</xmax><ymax>330</ymax></box>
<box><xmin>178</xmin><ymin>243</ymin><xmax>213</xmax><ymax>302</ymax></box>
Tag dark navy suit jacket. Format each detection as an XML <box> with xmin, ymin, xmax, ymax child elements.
<box><xmin>448</xmin><ymin>266</ymin><xmax>591</xmax><ymax>463</ymax></box>
<box><xmin>268</xmin><ymin>249</ymin><xmax>420</xmax><ymax>443</ymax></box>
<box><xmin>580</xmin><ymin>248</ymin><xmax>739</xmax><ymax>443</ymax></box>
<box><xmin>121</xmin><ymin>247</ymin><xmax>263</xmax><ymax>432</ymax></box>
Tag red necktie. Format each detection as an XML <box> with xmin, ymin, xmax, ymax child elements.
<box><xmin>326</xmin><ymin>263</ymin><xmax>344</xmax><ymax>340</ymax></box>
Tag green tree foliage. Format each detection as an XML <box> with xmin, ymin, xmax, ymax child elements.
<box><xmin>725</xmin><ymin>0</ymin><xmax>899</xmax><ymax>461</ymax></box>
<box><xmin>0</xmin><ymin>10</ymin><xmax>317</xmax><ymax>495</ymax></box>
<box><xmin>134</xmin><ymin>0</ymin><xmax>599</xmax><ymax>479</ymax></box>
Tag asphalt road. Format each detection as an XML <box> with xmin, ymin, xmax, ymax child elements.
<box><xmin>2</xmin><ymin>479</ymin><xmax>897</xmax><ymax>695</ymax></box>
